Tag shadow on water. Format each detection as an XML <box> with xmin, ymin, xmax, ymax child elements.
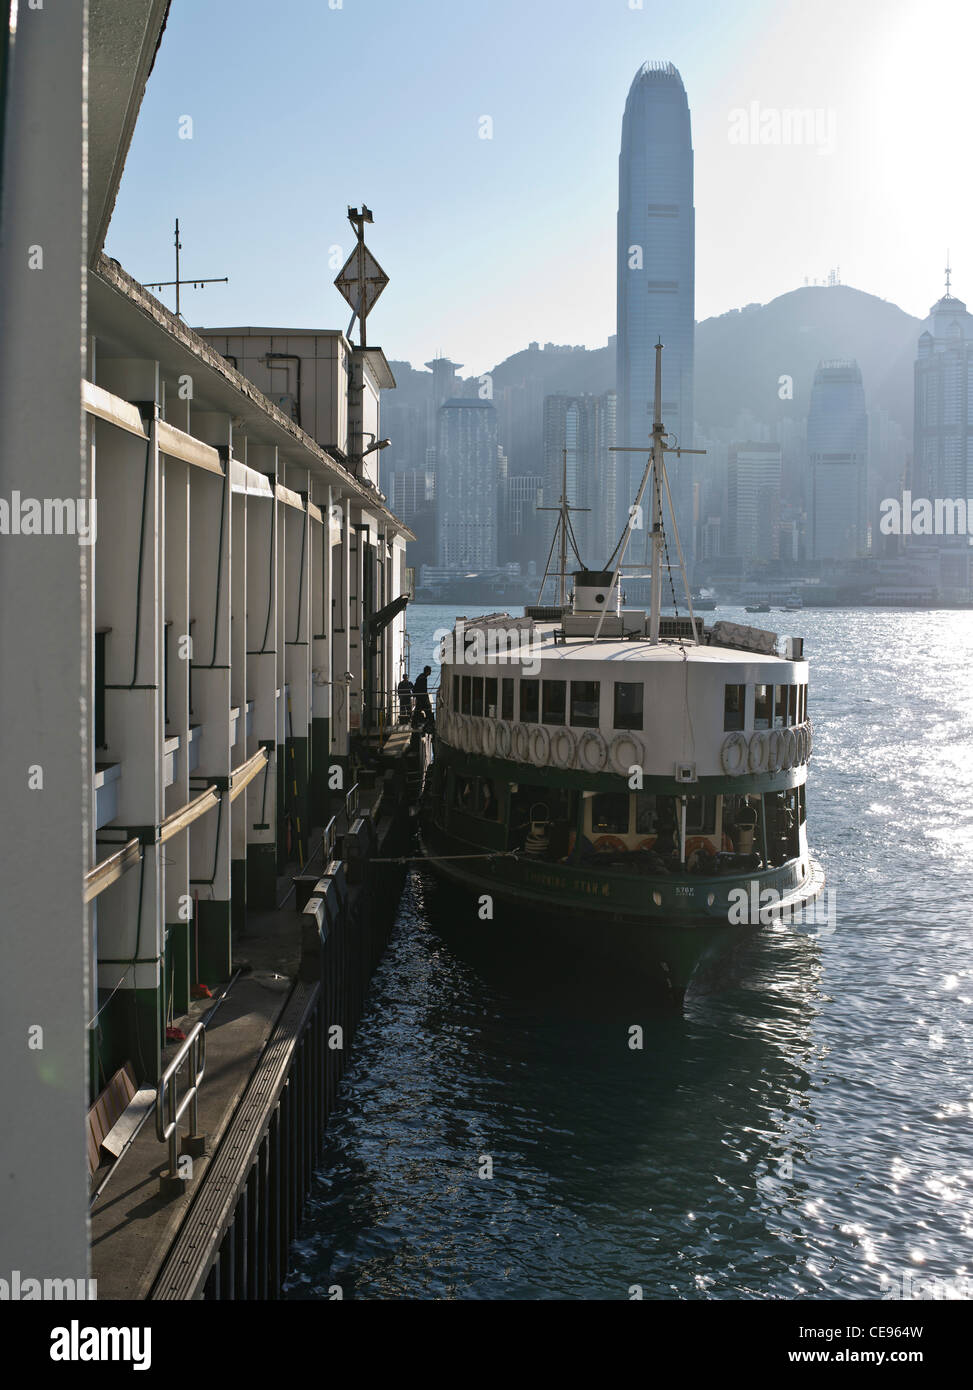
<box><xmin>285</xmin><ymin>868</ymin><xmax>830</xmax><ymax>1300</ymax></box>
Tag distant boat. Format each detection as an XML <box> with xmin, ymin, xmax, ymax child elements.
<box><xmin>745</xmin><ymin>603</ymin><xmax>770</xmax><ymax>613</ymax></box>
<box><xmin>693</xmin><ymin>598</ymin><xmax>717</xmax><ymax>611</ymax></box>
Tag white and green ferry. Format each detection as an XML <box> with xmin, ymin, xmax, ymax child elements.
<box><xmin>420</xmin><ymin>345</ymin><xmax>824</xmax><ymax>1001</ymax></box>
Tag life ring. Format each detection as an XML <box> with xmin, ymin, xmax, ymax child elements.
<box><xmin>549</xmin><ymin>727</ymin><xmax>577</xmax><ymax>770</ymax></box>
<box><xmin>685</xmin><ymin>835</ymin><xmax>716</xmax><ymax>858</ymax></box>
<box><xmin>610</xmin><ymin>732</ymin><xmax>644</xmax><ymax>777</ymax></box>
<box><xmin>468</xmin><ymin>717</ymin><xmax>482</xmax><ymax>755</ymax></box>
<box><xmin>789</xmin><ymin>726</ymin><xmax>800</xmax><ymax>767</ymax></box>
<box><xmin>578</xmin><ymin>729</ymin><xmax>608</xmax><ymax>773</ymax></box>
<box><xmin>512</xmin><ymin>722</ymin><xmax>530</xmax><ymax>762</ymax></box>
<box><xmin>496</xmin><ymin>720</ymin><xmax>512</xmax><ymax>759</ymax></box>
<box><xmin>637</xmin><ymin>836</ymin><xmax>657</xmax><ymax>851</ymax></box>
<box><xmin>439</xmin><ymin>710</ymin><xmax>452</xmax><ymax>745</ymax></box>
<box><xmin>806</xmin><ymin>719</ymin><xmax>813</xmax><ymax>759</ymax></box>
<box><xmin>594</xmin><ymin>835</ymin><xmax>626</xmax><ymax>853</ymax></box>
<box><xmin>720</xmin><ymin>732</ymin><xmax>747</xmax><ymax>776</ymax></box>
<box><xmin>455</xmin><ymin>715</ymin><xmax>470</xmax><ymax>753</ymax></box>
<box><xmin>767</xmin><ymin>729</ymin><xmax>783</xmax><ymax>773</ymax></box>
<box><xmin>529</xmin><ymin>724</ymin><xmax>551</xmax><ymax>766</ymax></box>
<box><xmin>747</xmin><ymin>731</ymin><xmax>768</xmax><ymax>774</ymax></box>
<box><xmin>778</xmin><ymin>728</ymin><xmax>795</xmax><ymax>772</ymax></box>
<box><xmin>480</xmin><ymin>719</ymin><xmax>497</xmax><ymax>758</ymax></box>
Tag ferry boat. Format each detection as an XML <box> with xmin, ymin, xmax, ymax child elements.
<box><xmin>419</xmin><ymin>345</ymin><xmax>824</xmax><ymax>1002</ymax></box>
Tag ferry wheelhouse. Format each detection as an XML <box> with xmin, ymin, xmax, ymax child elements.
<box><xmin>419</xmin><ymin>345</ymin><xmax>824</xmax><ymax>1000</ymax></box>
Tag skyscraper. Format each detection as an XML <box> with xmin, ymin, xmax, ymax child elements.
<box><xmin>541</xmin><ymin>391</ymin><xmax>617</xmax><ymax>567</ymax></box>
<box><xmin>807</xmin><ymin>361</ymin><xmax>867</xmax><ymax>560</ymax></box>
<box><xmin>436</xmin><ymin>398</ymin><xmax>500</xmax><ymax>571</ymax></box>
<box><xmin>616</xmin><ymin>61</ymin><xmax>695</xmax><ymax>559</ymax></box>
<box><xmin>914</xmin><ymin>280</ymin><xmax>973</xmax><ymax>503</ymax></box>
<box><xmin>727</xmin><ymin>443</ymin><xmax>782</xmax><ymax>564</ymax></box>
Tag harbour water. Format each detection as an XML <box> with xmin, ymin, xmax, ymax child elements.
<box><xmin>284</xmin><ymin>606</ymin><xmax>973</xmax><ymax>1300</ymax></box>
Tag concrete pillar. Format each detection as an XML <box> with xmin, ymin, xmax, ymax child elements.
<box><xmin>244</xmin><ymin>444</ymin><xmax>278</xmax><ymax>907</ymax></box>
<box><xmin>187</xmin><ymin>412</ymin><xmax>233</xmax><ymax>984</ymax></box>
<box><xmin>0</xmin><ymin>0</ymin><xmax>90</xmax><ymax>1279</ymax></box>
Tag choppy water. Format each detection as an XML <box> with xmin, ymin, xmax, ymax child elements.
<box><xmin>284</xmin><ymin>606</ymin><xmax>973</xmax><ymax>1300</ymax></box>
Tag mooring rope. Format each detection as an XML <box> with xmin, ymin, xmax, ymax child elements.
<box><xmin>360</xmin><ymin>849</ymin><xmax>522</xmax><ymax>866</ymax></box>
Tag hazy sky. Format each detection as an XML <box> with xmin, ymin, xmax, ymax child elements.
<box><xmin>106</xmin><ymin>0</ymin><xmax>970</xmax><ymax>377</ymax></box>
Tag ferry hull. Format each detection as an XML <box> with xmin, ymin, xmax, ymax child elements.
<box><xmin>420</xmin><ymin>815</ymin><xmax>825</xmax><ymax>1004</ymax></box>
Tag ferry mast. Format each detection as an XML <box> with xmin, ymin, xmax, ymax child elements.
<box><xmin>597</xmin><ymin>339</ymin><xmax>705</xmax><ymax>643</ymax></box>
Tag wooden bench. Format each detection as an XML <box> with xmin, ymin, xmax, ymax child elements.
<box><xmin>87</xmin><ymin>1063</ymin><xmax>156</xmax><ymax>1175</ymax></box>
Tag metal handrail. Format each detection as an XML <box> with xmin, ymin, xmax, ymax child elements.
<box><xmin>156</xmin><ymin>1022</ymin><xmax>206</xmax><ymax>1183</ymax></box>
<box><xmin>345</xmin><ymin>782</ymin><xmax>359</xmax><ymax>823</ymax></box>
<box><xmin>323</xmin><ymin>814</ymin><xmax>338</xmax><ymax>862</ymax></box>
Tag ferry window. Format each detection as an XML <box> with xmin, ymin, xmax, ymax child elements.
<box><xmin>788</xmin><ymin>685</ymin><xmax>798</xmax><ymax>725</ymax></box>
<box><xmin>570</xmin><ymin>680</ymin><xmax>600</xmax><ymax>728</ymax></box>
<box><xmin>635</xmin><ymin>792</ymin><xmax>657</xmax><ymax>834</ymax></box>
<box><xmin>685</xmin><ymin>795</ymin><xmax>716</xmax><ymax>834</ymax></box>
<box><xmin>754</xmin><ymin>684</ymin><xmax>771</xmax><ymax>729</ymax></box>
<box><xmin>501</xmin><ymin>678</ymin><xmax>514</xmax><ymax>720</ymax></box>
<box><xmin>452</xmin><ymin>675</ymin><xmax>460</xmax><ymax>710</ymax></box>
<box><xmin>520</xmin><ymin>679</ymin><xmax>539</xmax><ymax>724</ymax></box>
<box><xmin>614</xmin><ymin>681</ymin><xmax>643</xmax><ymax>730</ymax></box>
<box><xmin>472</xmin><ymin>678</ymin><xmax>484</xmax><ymax>717</ymax></box>
<box><xmin>774</xmin><ymin>685</ymin><xmax>787</xmax><ymax>727</ymax></box>
<box><xmin>543</xmin><ymin>680</ymin><xmax>566</xmax><ymax>726</ymax></box>
<box><xmin>723</xmin><ymin>684</ymin><xmax>745</xmax><ymax>731</ymax></box>
<box><xmin>591</xmin><ymin>792</ymin><xmax>629</xmax><ymax>835</ymax></box>
<box><xmin>801</xmin><ymin>685</ymin><xmax>807</xmax><ymax>722</ymax></box>
<box><xmin>799</xmin><ymin>784</ymin><xmax>806</xmax><ymax>824</ymax></box>
<box><xmin>485</xmin><ymin>678</ymin><xmax>498</xmax><ymax>718</ymax></box>
<box><xmin>479</xmin><ymin>778</ymin><xmax>498</xmax><ymax>820</ymax></box>
<box><xmin>461</xmin><ymin>676</ymin><xmax>472</xmax><ymax>714</ymax></box>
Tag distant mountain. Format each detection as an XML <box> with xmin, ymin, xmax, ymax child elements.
<box><xmin>694</xmin><ymin>285</ymin><xmax>922</xmax><ymax>434</ymax></box>
<box><xmin>386</xmin><ymin>283</ymin><xmax>925</xmax><ymax>460</ymax></box>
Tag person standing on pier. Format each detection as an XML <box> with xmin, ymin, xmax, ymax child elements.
<box><xmin>412</xmin><ymin>665</ymin><xmax>433</xmax><ymax>727</ymax></box>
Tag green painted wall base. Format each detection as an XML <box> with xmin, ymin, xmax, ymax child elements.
<box><xmin>277</xmin><ymin>734</ymin><xmax>311</xmax><ymax>866</ymax></box>
<box><xmin>310</xmin><ymin>716</ymin><xmax>330</xmax><ymax>825</ymax></box>
<box><xmin>166</xmin><ymin>920</ymin><xmax>191</xmax><ymax>1019</ymax></box>
<box><xmin>92</xmin><ymin>985</ymin><xmax>162</xmax><ymax>1089</ymax></box>
<box><xmin>195</xmin><ymin>899</ymin><xmax>232</xmax><ymax>987</ymax></box>
<box><xmin>231</xmin><ymin>859</ymin><xmax>247</xmax><ymax>937</ymax></box>
<box><xmin>276</xmin><ymin>749</ymin><xmax>287</xmax><ymax>871</ymax></box>
<box><xmin>247</xmin><ymin>842</ymin><xmax>277</xmax><ymax>909</ymax></box>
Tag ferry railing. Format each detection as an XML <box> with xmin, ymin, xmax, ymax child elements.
<box><xmin>156</xmin><ymin>1021</ymin><xmax>206</xmax><ymax>1197</ymax></box>
<box><xmin>345</xmin><ymin>782</ymin><xmax>359</xmax><ymax>824</ymax></box>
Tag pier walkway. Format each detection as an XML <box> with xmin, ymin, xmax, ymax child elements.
<box><xmin>89</xmin><ymin>732</ymin><xmax>425</xmax><ymax>1299</ymax></box>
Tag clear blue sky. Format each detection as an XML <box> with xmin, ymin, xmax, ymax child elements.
<box><xmin>106</xmin><ymin>0</ymin><xmax>969</xmax><ymax>376</ymax></box>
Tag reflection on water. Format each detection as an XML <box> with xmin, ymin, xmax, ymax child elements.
<box><xmin>284</xmin><ymin>609</ymin><xmax>973</xmax><ymax>1300</ymax></box>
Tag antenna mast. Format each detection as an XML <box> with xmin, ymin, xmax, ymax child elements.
<box><xmin>536</xmin><ymin>446</ymin><xmax>589</xmax><ymax>607</ymax></box>
<box><xmin>145</xmin><ymin>219</ymin><xmax>228</xmax><ymax>318</ymax></box>
<box><xmin>597</xmin><ymin>340</ymin><xmax>705</xmax><ymax>643</ymax></box>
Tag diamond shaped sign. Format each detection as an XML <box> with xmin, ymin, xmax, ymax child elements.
<box><xmin>334</xmin><ymin>244</ymin><xmax>389</xmax><ymax>319</ymax></box>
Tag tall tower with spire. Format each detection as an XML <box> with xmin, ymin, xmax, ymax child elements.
<box><xmin>914</xmin><ymin>263</ymin><xmax>973</xmax><ymax>501</ymax></box>
<box><xmin>616</xmin><ymin>62</ymin><xmax>695</xmax><ymax>565</ymax></box>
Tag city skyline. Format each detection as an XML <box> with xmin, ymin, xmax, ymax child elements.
<box><xmin>104</xmin><ymin>0</ymin><xmax>972</xmax><ymax>377</ymax></box>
